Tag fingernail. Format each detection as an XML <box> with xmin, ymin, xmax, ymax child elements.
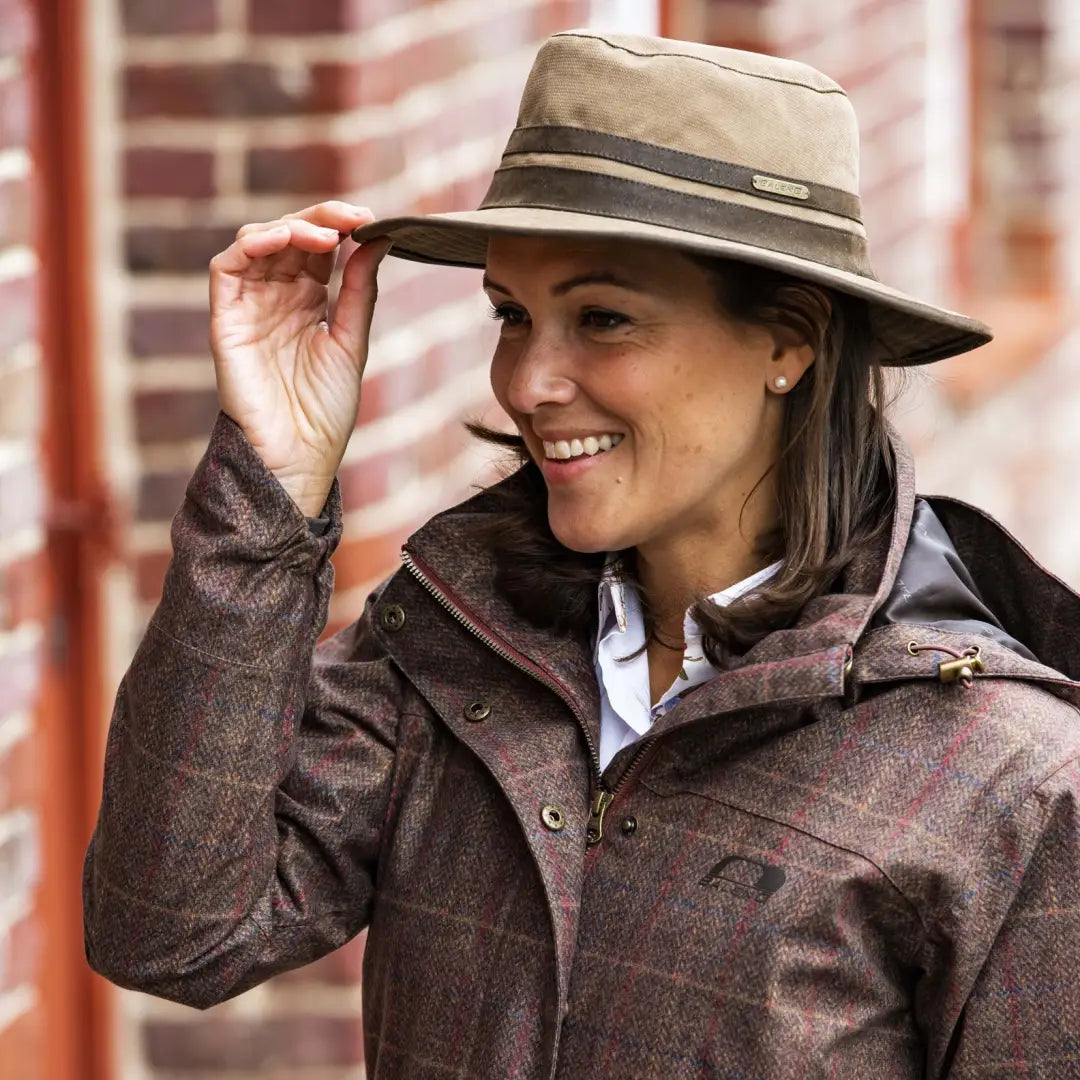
<box><xmin>320</xmin><ymin>227</ymin><xmax>340</xmax><ymax>240</ymax></box>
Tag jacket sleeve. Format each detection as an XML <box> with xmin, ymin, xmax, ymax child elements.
<box><xmin>937</xmin><ymin>760</ymin><xmax>1080</xmax><ymax>1078</ymax></box>
<box><xmin>83</xmin><ymin>412</ymin><xmax>404</xmax><ymax>1008</ymax></box>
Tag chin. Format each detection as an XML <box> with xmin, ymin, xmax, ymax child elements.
<box><xmin>547</xmin><ymin>511</ymin><xmax>630</xmax><ymax>555</ymax></box>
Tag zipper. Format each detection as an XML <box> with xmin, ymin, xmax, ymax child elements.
<box><xmin>401</xmin><ymin>546</ymin><xmax>654</xmax><ymax>849</ymax></box>
<box><xmin>401</xmin><ymin>547</ymin><xmax>602</xmax><ymax>769</ymax></box>
<box><xmin>586</xmin><ymin>737</ymin><xmax>656</xmax><ymax>845</ymax></box>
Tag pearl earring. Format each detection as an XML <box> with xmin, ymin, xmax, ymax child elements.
<box><xmin>773</xmin><ymin>375</ymin><xmax>789</xmax><ymax>390</ymax></box>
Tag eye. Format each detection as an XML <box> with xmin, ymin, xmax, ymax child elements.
<box><xmin>489</xmin><ymin>303</ymin><xmax>529</xmax><ymax>328</ymax></box>
<box><xmin>581</xmin><ymin>308</ymin><xmax>630</xmax><ymax>330</ymax></box>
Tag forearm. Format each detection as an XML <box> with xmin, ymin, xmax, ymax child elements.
<box><xmin>83</xmin><ymin>412</ymin><xmax>346</xmax><ymax>1005</ymax></box>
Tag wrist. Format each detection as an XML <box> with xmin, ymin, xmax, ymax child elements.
<box><xmin>274</xmin><ymin>472</ymin><xmax>335</xmax><ymax>518</ymax></box>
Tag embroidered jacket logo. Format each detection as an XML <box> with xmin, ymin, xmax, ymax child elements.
<box><xmin>699</xmin><ymin>855</ymin><xmax>786</xmax><ymax>901</ymax></box>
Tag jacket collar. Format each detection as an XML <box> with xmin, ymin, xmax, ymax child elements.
<box><xmin>399</xmin><ymin>428</ymin><xmax>1080</xmax><ymax>734</ymax></box>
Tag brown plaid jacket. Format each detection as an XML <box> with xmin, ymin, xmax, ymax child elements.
<box><xmin>84</xmin><ymin>413</ymin><xmax>1080</xmax><ymax>1079</ymax></box>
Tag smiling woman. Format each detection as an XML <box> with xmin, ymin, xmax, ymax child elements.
<box><xmin>83</xmin><ymin>29</ymin><xmax>1080</xmax><ymax>1080</ymax></box>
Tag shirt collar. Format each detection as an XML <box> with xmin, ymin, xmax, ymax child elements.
<box><xmin>598</xmin><ymin>556</ymin><xmax>783</xmax><ymax>647</ymax></box>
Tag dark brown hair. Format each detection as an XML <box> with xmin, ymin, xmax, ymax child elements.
<box><xmin>467</xmin><ymin>253</ymin><xmax>895</xmax><ymax>661</ymax></box>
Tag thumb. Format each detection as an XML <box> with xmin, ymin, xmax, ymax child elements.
<box><xmin>331</xmin><ymin>236</ymin><xmax>394</xmax><ymax>362</ymax></box>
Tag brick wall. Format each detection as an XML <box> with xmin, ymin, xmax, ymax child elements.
<box><xmin>101</xmin><ymin>1</ymin><xmax>603</xmax><ymax>1077</ymax></box>
<box><xmin>0</xmin><ymin>0</ymin><xmax>42</xmax><ymax>1075</ymax></box>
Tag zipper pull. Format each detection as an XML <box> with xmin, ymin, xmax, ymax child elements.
<box><xmin>586</xmin><ymin>787</ymin><xmax>614</xmax><ymax>846</ymax></box>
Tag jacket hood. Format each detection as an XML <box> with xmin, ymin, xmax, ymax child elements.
<box><xmin>401</xmin><ymin>429</ymin><xmax>1080</xmax><ymax>730</ymax></box>
<box><xmin>875</xmin><ymin>497</ymin><xmax>1038</xmax><ymax>661</ymax></box>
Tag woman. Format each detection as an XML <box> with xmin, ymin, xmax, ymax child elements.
<box><xmin>84</xmin><ymin>30</ymin><xmax>1080</xmax><ymax>1079</ymax></box>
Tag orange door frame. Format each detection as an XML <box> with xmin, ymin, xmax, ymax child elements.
<box><xmin>32</xmin><ymin>0</ymin><xmax>113</xmax><ymax>1077</ymax></box>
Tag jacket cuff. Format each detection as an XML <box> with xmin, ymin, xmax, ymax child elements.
<box><xmin>151</xmin><ymin>411</ymin><xmax>343</xmax><ymax>670</ymax></box>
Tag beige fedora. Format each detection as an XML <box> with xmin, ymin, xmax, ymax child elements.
<box><xmin>352</xmin><ymin>30</ymin><xmax>991</xmax><ymax>365</ymax></box>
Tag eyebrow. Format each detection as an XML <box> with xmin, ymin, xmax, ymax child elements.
<box><xmin>481</xmin><ymin>270</ymin><xmax>649</xmax><ymax>297</ymax></box>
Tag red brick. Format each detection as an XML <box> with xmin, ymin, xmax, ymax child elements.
<box><xmin>0</xmin><ymin>276</ymin><xmax>37</xmax><ymax>355</ymax></box>
<box><xmin>375</xmin><ymin>263</ymin><xmax>479</xmax><ymax>324</ymax></box>
<box><xmin>144</xmin><ymin>1015</ymin><xmax>364</xmax><ymax>1070</ymax></box>
<box><xmin>134</xmin><ymin>387</ymin><xmax>220</xmax><ymax>443</ymax></box>
<box><xmin>124</xmin><ymin>62</ymin><xmax>364</xmax><ymax>120</ymax></box>
<box><xmin>0</xmin><ymin>1004</ymin><xmax>42</xmax><ymax>1080</ymax></box>
<box><xmin>125</xmin><ymin>225</ymin><xmax>238</xmax><ymax>273</ymax></box>
<box><xmin>0</xmin><ymin>552</ymin><xmax>47</xmax><ymax>630</ymax></box>
<box><xmin>0</xmin><ymin>0</ymin><xmax>33</xmax><ymax>57</ymax></box>
<box><xmin>249</xmin><ymin>0</ymin><xmax>402</xmax><ymax>34</ymax></box>
<box><xmin>136</xmin><ymin>550</ymin><xmax>170</xmax><ymax>604</ymax></box>
<box><xmin>331</xmin><ymin>531</ymin><xmax>412</xmax><ymax>593</ymax></box>
<box><xmin>0</xmin><ymin>914</ymin><xmax>39</xmax><ymax>994</ymax></box>
<box><xmin>122</xmin><ymin>0</ymin><xmax>217</xmax><ymax>34</ymax></box>
<box><xmin>275</xmin><ymin>932</ymin><xmax>364</xmax><ymax>985</ymax></box>
<box><xmin>129</xmin><ymin>307</ymin><xmax>211</xmax><ymax>358</ymax></box>
<box><xmin>355</xmin><ymin>361</ymin><xmax>427</xmax><ymax>426</ymax></box>
<box><xmin>336</xmin><ymin>451</ymin><xmax>394</xmax><ymax>509</ymax></box>
<box><xmin>0</xmin><ymin>75</ymin><xmax>30</xmax><ymax>150</ymax></box>
<box><xmin>245</xmin><ymin>137</ymin><xmax>405</xmax><ymax>195</ymax></box>
<box><xmin>124</xmin><ymin>148</ymin><xmax>216</xmax><ymax>198</ymax></box>
<box><xmin>0</xmin><ymin>642</ymin><xmax>41</xmax><ymax>718</ymax></box>
<box><xmin>136</xmin><ymin>470</ymin><xmax>190</xmax><ymax>522</ymax></box>
<box><xmin>532</xmin><ymin>0</ymin><xmax>594</xmax><ymax>37</ymax></box>
<box><xmin>0</xmin><ymin>731</ymin><xmax>38</xmax><ymax>815</ymax></box>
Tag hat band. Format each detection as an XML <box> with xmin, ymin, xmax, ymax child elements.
<box><xmin>479</xmin><ymin>165</ymin><xmax>873</xmax><ymax>277</ymax></box>
<box><xmin>503</xmin><ymin>126</ymin><xmax>863</xmax><ymax>224</ymax></box>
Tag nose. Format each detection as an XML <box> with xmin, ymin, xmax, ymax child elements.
<box><xmin>501</xmin><ymin>333</ymin><xmax>577</xmax><ymax>415</ymax></box>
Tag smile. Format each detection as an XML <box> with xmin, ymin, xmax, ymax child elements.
<box><xmin>542</xmin><ymin>434</ymin><xmax>624</xmax><ymax>461</ymax></box>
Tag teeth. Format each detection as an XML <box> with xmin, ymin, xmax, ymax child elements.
<box><xmin>542</xmin><ymin>433</ymin><xmax>623</xmax><ymax>460</ymax></box>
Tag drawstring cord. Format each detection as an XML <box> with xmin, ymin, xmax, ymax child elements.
<box><xmin>907</xmin><ymin>641</ymin><xmax>985</xmax><ymax>689</ymax></box>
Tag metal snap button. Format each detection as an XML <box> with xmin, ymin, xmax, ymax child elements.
<box><xmin>464</xmin><ymin>700</ymin><xmax>491</xmax><ymax>723</ymax></box>
<box><xmin>380</xmin><ymin>604</ymin><xmax>406</xmax><ymax>632</ymax></box>
<box><xmin>620</xmin><ymin>816</ymin><xmax>637</xmax><ymax>836</ymax></box>
<box><xmin>540</xmin><ymin>805</ymin><xmax>566</xmax><ymax>832</ymax></box>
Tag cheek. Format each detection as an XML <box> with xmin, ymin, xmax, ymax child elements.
<box><xmin>488</xmin><ymin>346</ymin><xmax>515</xmax><ymax>408</ymax></box>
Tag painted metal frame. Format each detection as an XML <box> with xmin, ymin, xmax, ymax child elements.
<box><xmin>32</xmin><ymin>0</ymin><xmax>113</xmax><ymax>1076</ymax></box>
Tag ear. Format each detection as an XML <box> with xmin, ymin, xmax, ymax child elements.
<box><xmin>766</xmin><ymin>335</ymin><xmax>817</xmax><ymax>394</ymax></box>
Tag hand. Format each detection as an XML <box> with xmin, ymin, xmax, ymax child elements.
<box><xmin>208</xmin><ymin>201</ymin><xmax>392</xmax><ymax>516</ymax></box>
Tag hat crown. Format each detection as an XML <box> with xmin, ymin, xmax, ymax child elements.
<box><xmin>516</xmin><ymin>30</ymin><xmax>862</xmax><ymax>196</ymax></box>
<box><xmin>350</xmin><ymin>30</ymin><xmax>992</xmax><ymax>366</ymax></box>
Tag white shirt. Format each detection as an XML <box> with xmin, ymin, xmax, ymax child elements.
<box><xmin>595</xmin><ymin>559</ymin><xmax>782</xmax><ymax>772</ymax></box>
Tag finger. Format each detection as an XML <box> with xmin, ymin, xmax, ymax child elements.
<box><xmin>210</xmin><ymin>224</ymin><xmax>291</xmax><ymax>277</ymax></box>
<box><xmin>329</xmin><ymin>238</ymin><xmax>394</xmax><ymax>361</ymax></box>
<box><xmin>282</xmin><ymin>201</ymin><xmax>376</xmax><ymax>233</ymax></box>
<box><xmin>213</xmin><ymin>219</ymin><xmax>341</xmax><ymax>280</ymax></box>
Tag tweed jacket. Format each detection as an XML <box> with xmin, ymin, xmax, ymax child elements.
<box><xmin>84</xmin><ymin>412</ymin><xmax>1080</xmax><ymax>1080</ymax></box>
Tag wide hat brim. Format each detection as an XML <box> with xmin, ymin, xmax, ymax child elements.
<box><xmin>353</xmin><ymin>206</ymin><xmax>991</xmax><ymax>367</ymax></box>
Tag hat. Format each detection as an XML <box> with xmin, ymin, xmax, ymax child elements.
<box><xmin>352</xmin><ymin>30</ymin><xmax>991</xmax><ymax>365</ymax></box>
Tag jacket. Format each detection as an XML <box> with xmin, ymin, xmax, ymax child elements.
<box><xmin>84</xmin><ymin>412</ymin><xmax>1080</xmax><ymax>1079</ymax></box>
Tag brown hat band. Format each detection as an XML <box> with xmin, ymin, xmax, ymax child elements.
<box><xmin>479</xmin><ymin>164</ymin><xmax>873</xmax><ymax>277</ymax></box>
<box><xmin>502</xmin><ymin>126</ymin><xmax>864</xmax><ymax>223</ymax></box>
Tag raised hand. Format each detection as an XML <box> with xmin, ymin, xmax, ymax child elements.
<box><xmin>209</xmin><ymin>201</ymin><xmax>392</xmax><ymax>516</ymax></box>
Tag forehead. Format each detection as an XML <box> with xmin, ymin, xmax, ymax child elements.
<box><xmin>484</xmin><ymin>233</ymin><xmax>699</xmax><ymax>289</ymax></box>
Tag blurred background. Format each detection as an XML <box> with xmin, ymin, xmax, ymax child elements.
<box><xmin>3</xmin><ymin>0</ymin><xmax>1079</xmax><ymax>1076</ymax></box>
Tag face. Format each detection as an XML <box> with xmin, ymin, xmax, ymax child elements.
<box><xmin>485</xmin><ymin>235</ymin><xmax>813</xmax><ymax>561</ymax></box>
